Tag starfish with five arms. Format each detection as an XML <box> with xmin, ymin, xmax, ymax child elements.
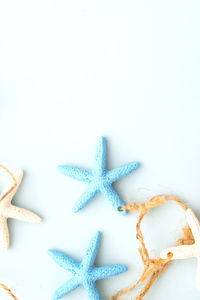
<box><xmin>48</xmin><ymin>231</ymin><xmax>127</xmax><ymax>300</ymax></box>
<box><xmin>160</xmin><ymin>208</ymin><xmax>200</xmax><ymax>290</ymax></box>
<box><xmin>57</xmin><ymin>137</ymin><xmax>140</xmax><ymax>215</ymax></box>
<box><xmin>0</xmin><ymin>169</ymin><xmax>42</xmax><ymax>250</ymax></box>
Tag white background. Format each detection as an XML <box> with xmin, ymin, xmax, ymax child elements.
<box><xmin>0</xmin><ymin>0</ymin><xmax>200</xmax><ymax>299</ymax></box>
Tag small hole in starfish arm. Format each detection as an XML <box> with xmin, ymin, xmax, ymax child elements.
<box><xmin>118</xmin><ymin>206</ymin><xmax>128</xmax><ymax>216</ymax></box>
<box><xmin>167</xmin><ymin>252</ymin><xmax>173</xmax><ymax>259</ymax></box>
<box><xmin>118</xmin><ymin>206</ymin><xmax>123</xmax><ymax>211</ymax></box>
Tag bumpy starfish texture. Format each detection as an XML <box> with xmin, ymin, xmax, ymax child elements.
<box><xmin>160</xmin><ymin>208</ymin><xmax>200</xmax><ymax>290</ymax></box>
<box><xmin>57</xmin><ymin>136</ymin><xmax>140</xmax><ymax>215</ymax></box>
<box><xmin>48</xmin><ymin>231</ymin><xmax>127</xmax><ymax>300</ymax></box>
<box><xmin>0</xmin><ymin>170</ymin><xmax>42</xmax><ymax>250</ymax></box>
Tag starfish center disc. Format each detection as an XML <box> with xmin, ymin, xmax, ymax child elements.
<box><xmin>76</xmin><ymin>267</ymin><xmax>91</xmax><ymax>283</ymax></box>
<box><xmin>94</xmin><ymin>174</ymin><xmax>108</xmax><ymax>187</ymax></box>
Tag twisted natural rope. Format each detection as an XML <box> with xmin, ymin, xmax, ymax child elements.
<box><xmin>0</xmin><ymin>167</ymin><xmax>193</xmax><ymax>300</ymax></box>
<box><xmin>0</xmin><ymin>283</ymin><xmax>19</xmax><ymax>300</ymax></box>
<box><xmin>0</xmin><ymin>165</ymin><xmax>19</xmax><ymax>299</ymax></box>
<box><xmin>110</xmin><ymin>195</ymin><xmax>193</xmax><ymax>300</ymax></box>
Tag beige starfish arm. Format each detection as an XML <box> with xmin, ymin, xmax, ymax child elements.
<box><xmin>0</xmin><ymin>170</ymin><xmax>23</xmax><ymax>204</ymax></box>
<box><xmin>6</xmin><ymin>205</ymin><xmax>42</xmax><ymax>223</ymax></box>
<box><xmin>196</xmin><ymin>257</ymin><xmax>200</xmax><ymax>291</ymax></box>
<box><xmin>186</xmin><ymin>208</ymin><xmax>200</xmax><ymax>247</ymax></box>
<box><xmin>160</xmin><ymin>244</ymin><xmax>199</xmax><ymax>260</ymax></box>
<box><xmin>0</xmin><ymin>216</ymin><xmax>9</xmax><ymax>250</ymax></box>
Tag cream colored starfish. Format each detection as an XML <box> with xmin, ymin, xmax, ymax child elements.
<box><xmin>0</xmin><ymin>169</ymin><xmax>42</xmax><ymax>250</ymax></box>
<box><xmin>160</xmin><ymin>208</ymin><xmax>200</xmax><ymax>290</ymax></box>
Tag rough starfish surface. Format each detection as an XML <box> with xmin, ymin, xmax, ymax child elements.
<box><xmin>0</xmin><ymin>169</ymin><xmax>42</xmax><ymax>250</ymax></box>
<box><xmin>48</xmin><ymin>231</ymin><xmax>127</xmax><ymax>300</ymax></box>
<box><xmin>57</xmin><ymin>136</ymin><xmax>140</xmax><ymax>215</ymax></box>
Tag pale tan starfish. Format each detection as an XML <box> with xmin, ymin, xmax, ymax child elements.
<box><xmin>0</xmin><ymin>169</ymin><xmax>42</xmax><ymax>250</ymax></box>
<box><xmin>160</xmin><ymin>208</ymin><xmax>200</xmax><ymax>290</ymax></box>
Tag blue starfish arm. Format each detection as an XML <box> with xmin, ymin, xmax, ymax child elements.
<box><xmin>52</xmin><ymin>277</ymin><xmax>80</xmax><ymax>300</ymax></box>
<box><xmin>57</xmin><ymin>166</ymin><xmax>93</xmax><ymax>183</ymax></box>
<box><xmin>83</xmin><ymin>281</ymin><xmax>102</xmax><ymax>300</ymax></box>
<box><xmin>106</xmin><ymin>162</ymin><xmax>140</xmax><ymax>184</ymax></box>
<box><xmin>94</xmin><ymin>136</ymin><xmax>107</xmax><ymax>176</ymax></box>
<box><xmin>82</xmin><ymin>232</ymin><xmax>101</xmax><ymax>270</ymax></box>
<box><xmin>48</xmin><ymin>250</ymin><xmax>79</xmax><ymax>274</ymax></box>
<box><xmin>91</xmin><ymin>265</ymin><xmax>128</xmax><ymax>281</ymax></box>
<box><xmin>100</xmin><ymin>185</ymin><xmax>127</xmax><ymax>216</ymax></box>
<box><xmin>72</xmin><ymin>183</ymin><xmax>99</xmax><ymax>213</ymax></box>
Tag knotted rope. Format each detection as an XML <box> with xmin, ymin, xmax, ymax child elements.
<box><xmin>110</xmin><ymin>195</ymin><xmax>193</xmax><ymax>300</ymax></box>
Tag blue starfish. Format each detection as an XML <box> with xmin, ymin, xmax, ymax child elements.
<box><xmin>48</xmin><ymin>231</ymin><xmax>127</xmax><ymax>300</ymax></box>
<box><xmin>57</xmin><ymin>136</ymin><xmax>140</xmax><ymax>215</ymax></box>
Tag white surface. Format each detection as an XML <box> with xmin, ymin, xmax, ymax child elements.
<box><xmin>0</xmin><ymin>1</ymin><xmax>200</xmax><ymax>299</ymax></box>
